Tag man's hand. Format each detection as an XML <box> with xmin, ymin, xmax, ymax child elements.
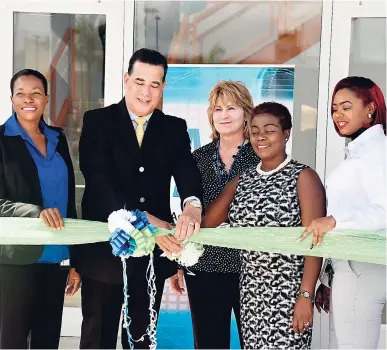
<box><xmin>40</xmin><ymin>208</ymin><xmax>64</xmax><ymax>230</ymax></box>
<box><xmin>156</xmin><ymin>235</ymin><xmax>183</xmax><ymax>257</ymax></box>
<box><xmin>65</xmin><ymin>268</ymin><xmax>81</xmax><ymax>296</ymax></box>
<box><xmin>145</xmin><ymin>212</ymin><xmax>174</xmax><ymax>230</ymax></box>
<box><xmin>175</xmin><ymin>204</ymin><xmax>201</xmax><ymax>240</ymax></box>
<box><xmin>169</xmin><ymin>269</ymin><xmax>185</xmax><ymax>295</ymax></box>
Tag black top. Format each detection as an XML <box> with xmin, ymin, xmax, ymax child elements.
<box><xmin>191</xmin><ymin>140</ymin><xmax>259</xmax><ymax>273</ymax></box>
<box><xmin>0</xmin><ymin>122</ymin><xmax>77</xmax><ymax>266</ymax></box>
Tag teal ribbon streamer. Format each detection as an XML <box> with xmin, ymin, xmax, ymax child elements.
<box><xmin>0</xmin><ymin>218</ymin><xmax>385</xmax><ymax>265</ymax></box>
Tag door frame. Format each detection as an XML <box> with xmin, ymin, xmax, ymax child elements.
<box><xmin>0</xmin><ymin>0</ymin><xmax>125</xmax><ymax>125</ymax></box>
<box><xmin>321</xmin><ymin>1</ymin><xmax>386</xmax><ymax>348</ymax></box>
<box><xmin>325</xmin><ymin>0</ymin><xmax>386</xmax><ymax>178</ymax></box>
<box><xmin>0</xmin><ymin>0</ymin><xmax>126</xmax><ymax>337</ymax></box>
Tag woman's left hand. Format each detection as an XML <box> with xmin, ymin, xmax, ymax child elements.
<box><xmin>292</xmin><ymin>296</ymin><xmax>313</xmax><ymax>333</ymax></box>
<box><xmin>299</xmin><ymin>216</ymin><xmax>336</xmax><ymax>246</ymax></box>
<box><xmin>66</xmin><ymin>268</ymin><xmax>81</xmax><ymax>296</ymax></box>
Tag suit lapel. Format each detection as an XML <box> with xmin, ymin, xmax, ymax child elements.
<box><xmin>141</xmin><ymin>109</ymin><xmax>164</xmax><ymax>151</ymax></box>
<box><xmin>113</xmin><ymin>98</ymin><xmax>142</xmax><ymax>161</ymax></box>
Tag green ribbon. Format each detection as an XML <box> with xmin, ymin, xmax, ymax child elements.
<box><xmin>130</xmin><ymin>227</ymin><xmax>156</xmax><ymax>257</ymax></box>
<box><xmin>0</xmin><ymin>218</ymin><xmax>385</xmax><ymax>265</ymax></box>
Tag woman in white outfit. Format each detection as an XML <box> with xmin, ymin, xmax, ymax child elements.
<box><xmin>301</xmin><ymin>76</ymin><xmax>386</xmax><ymax>349</ymax></box>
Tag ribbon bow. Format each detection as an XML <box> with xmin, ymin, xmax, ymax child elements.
<box><xmin>108</xmin><ymin>209</ymin><xmax>157</xmax><ymax>258</ymax></box>
<box><xmin>109</xmin><ymin>229</ymin><xmax>137</xmax><ymax>257</ymax></box>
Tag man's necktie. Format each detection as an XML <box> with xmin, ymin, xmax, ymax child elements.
<box><xmin>135</xmin><ymin>117</ymin><xmax>147</xmax><ymax>146</ymax></box>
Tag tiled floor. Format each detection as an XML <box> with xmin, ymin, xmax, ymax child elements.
<box><xmin>56</xmin><ymin>310</ymin><xmax>387</xmax><ymax>349</ymax></box>
<box><xmin>59</xmin><ymin>311</ymin><xmax>241</xmax><ymax>349</ymax></box>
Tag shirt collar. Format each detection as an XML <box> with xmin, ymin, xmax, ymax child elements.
<box><xmin>4</xmin><ymin>113</ymin><xmax>59</xmax><ymax>159</ymax></box>
<box><xmin>127</xmin><ymin>107</ymin><xmax>153</xmax><ymax>123</ymax></box>
<box><xmin>344</xmin><ymin>124</ymin><xmax>385</xmax><ymax>157</ymax></box>
<box><xmin>5</xmin><ymin>113</ymin><xmax>59</xmax><ymax>140</ymax></box>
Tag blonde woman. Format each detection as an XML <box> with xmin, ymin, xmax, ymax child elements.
<box><xmin>170</xmin><ymin>81</ymin><xmax>259</xmax><ymax>349</ymax></box>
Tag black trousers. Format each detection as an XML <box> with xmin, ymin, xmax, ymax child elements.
<box><xmin>80</xmin><ymin>257</ymin><xmax>166</xmax><ymax>349</ymax></box>
<box><xmin>185</xmin><ymin>270</ymin><xmax>243</xmax><ymax>349</ymax></box>
<box><xmin>0</xmin><ymin>263</ymin><xmax>67</xmax><ymax>349</ymax></box>
<box><xmin>79</xmin><ymin>276</ymin><xmax>123</xmax><ymax>349</ymax></box>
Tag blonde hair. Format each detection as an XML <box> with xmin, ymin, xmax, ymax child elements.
<box><xmin>207</xmin><ymin>80</ymin><xmax>254</xmax><ymax>141</ymax></box>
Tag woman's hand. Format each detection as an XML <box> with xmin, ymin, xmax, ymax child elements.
<box><xmin>169</xmin><ymin>269</ymin><xmax>185</xmax><ymax>295</ymax></box>
<box><xmin>155</xmin><ymin>236</ymin><xmax>183</xmax><ymax>257</ymax></box>
<box><xmin>315</xmin><ymin>284</ymin><xmax>330</xmax><ymax>313</ymax></box>
<box><xmin>40</xmin><ymin>208</ymin><xmax>64</xmax><ymax>230</ymax></box>
<box><xmin>292</xmin><ymin>296</ymin><xmax>313</xmax><ymax>334</ymax></box>
<box><xmin>65</xmin><ymin>268</ymin><xmax>81</xmax><ymax>296</ymax></box>
<box><xmin>299</xmin><ymin>216</ymin><xmax>336</xmax><ymax>246</ymax></box>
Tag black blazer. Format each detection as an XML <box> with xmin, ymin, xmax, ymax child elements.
<box><xmin>77</xmin><ymin>98</ymin><xmax>202</xmax><ymax>284</ymax></box>
<box><xmin>0</xmin><ymin>122</ymin><xmax>77</xmax><ymax>265</ymax></box>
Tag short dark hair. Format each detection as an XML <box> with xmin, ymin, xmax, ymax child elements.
<box><xmin>251</xmin><ymin>102</ymin><xmax>292</xmax><ymax>131</ymax></box>
<box><xmin>10</xmin><ymin>69</ymin><xmax>48</xmax><ymax>96</ymax></box>
<box><xmin>128</xmin><ymin>48</ymin><xmax>168</xmax><ymax>82</ymax></box>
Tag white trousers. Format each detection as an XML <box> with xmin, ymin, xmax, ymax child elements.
<box><xmin>329</xmin><ymin>260</ymin><xmax>386</xmax><ymax>349</ymax></box>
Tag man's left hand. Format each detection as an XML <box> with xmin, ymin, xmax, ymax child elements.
<box><xmin>175</xmin><ymin>204</ymin><xmax>201</xmax><ymax>240</ymax></box>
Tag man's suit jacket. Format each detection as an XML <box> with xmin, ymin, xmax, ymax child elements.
<box><xmin>0</xmin><ymin>123</ymin><xmax>77</xmax><ymax>265</ymax></box>
<box><xmin>77</xmin><ymin>98</ymin><xmax>202</xmax><ymax>284</ymax></box>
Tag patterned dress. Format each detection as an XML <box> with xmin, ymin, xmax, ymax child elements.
<box><xmin>229</xmin><ymin>159</ymin><xmax>311</xmax><ymax>349</ymax></box>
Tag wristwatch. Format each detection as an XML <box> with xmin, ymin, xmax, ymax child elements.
<box><xmin>297</xmin><ymin>290</ymin><xmax>314</xmax><ymax>302</ymax></box>
<box><xmin>187</xmin><ymin>199</ymin><xmax>202</xmax><ymax>211</ymax></box>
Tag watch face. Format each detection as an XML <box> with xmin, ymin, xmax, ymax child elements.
<box><xmin>303</xmin><ymin>291</ymin><xmax>310</xmax><ymax>298</ymax></box>
<box><xmin>190</xmin><ymin>200</ymin><xmax>201</xmax><ymax>208</ymax></box>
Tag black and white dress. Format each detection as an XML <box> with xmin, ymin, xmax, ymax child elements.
<box><xmin>229</xmin><ymin>159</ymin><xmax>311</xmax><ymax>349</ymax></box>
<box><xmin>183</xmin><ymin>141</ymin><xmax>259</xmax><ymax>349</ymax></box>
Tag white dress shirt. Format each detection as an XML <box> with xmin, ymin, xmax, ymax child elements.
<box><xmin>127</xmin><ymin>107</ymin><xmax>201</xmax><ymax>210</ymax></box>
<box><xmin>326</xmin><ymin>124</ymin><xmax>386</xmax><ymax>233</ymax></box>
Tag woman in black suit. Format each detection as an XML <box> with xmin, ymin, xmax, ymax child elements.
<box><xmin>0</xmin><ymin>69</ymin><xmax>80</xmax><ymax>349</ymax></box>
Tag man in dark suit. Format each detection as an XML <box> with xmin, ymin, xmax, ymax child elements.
<box><xmin>77</xmin><ymin>48</ymin><xmax>203</xmax><ymax>349</ymax></box>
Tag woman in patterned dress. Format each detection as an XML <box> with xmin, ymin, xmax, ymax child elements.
<box><xmin>202</xmin><ymin>102</ymin><xmax>326</xmax><ymax>349</ymax></box>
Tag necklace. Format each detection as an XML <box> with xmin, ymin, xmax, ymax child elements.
<box><xmin>216</xmin><ymin>139</ymin><xmax>246</xmax><ymax>191</ymax></box>
<box><xmin>256</xmin><ymin>155</ymin><xmax>292</xmax><ymax>176</ymax></box>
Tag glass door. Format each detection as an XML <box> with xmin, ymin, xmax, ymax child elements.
<box><xmin>1</xmin><ymin>0</ymin><xmax>126</xmax><ymax>341</ymax></box>
<box><xmin>325</xmin><ymin>0</ymin><xmax>386</xmax><ymax>177</ymax></box>
<box><xmin>325</xmin><ymin>1</ymin><xmax>386</xmax><ymax>349</ymax></box>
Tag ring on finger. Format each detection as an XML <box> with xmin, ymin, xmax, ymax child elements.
<box><xmin>304</xmin><ymin>321</ymin><xmax>310</xmax><ymax>326</ymax></box>
<box><xmin>188</xmin><ymin>222</ymin><xmax>195</xmax><ymax>226</ymax></box>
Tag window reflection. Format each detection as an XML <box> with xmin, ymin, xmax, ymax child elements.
<box><xmin>134</xmin><ymin>1</ymin><xmax>323</xmax><ymax>169</ymax></box>
<box><xmin>13</xmin><ymin>12</ymin><xmax>106</xmax><ymax>217</ymax></box>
